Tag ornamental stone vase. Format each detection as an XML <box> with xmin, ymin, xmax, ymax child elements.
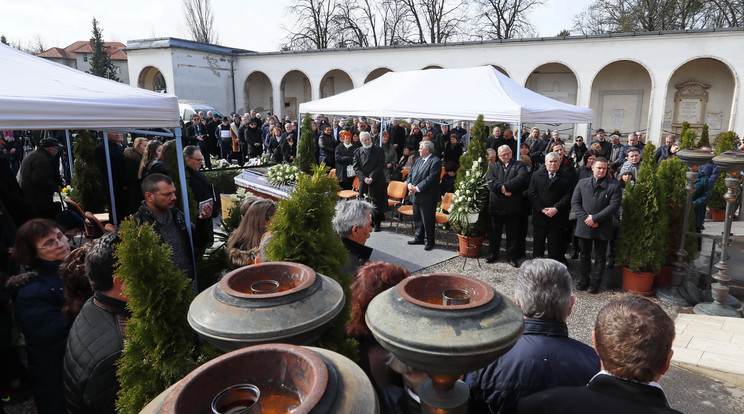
<box><xmin>142</xmin><ymin>343</ymin><xmax>378</xmax><ymax>413</ymax></box>
<box><xmin>366</xmin><ymin>273</ymin><xmax>524</xmax><ymax>413</ymax></box>
<box><xmin>188</xmin><ymin>262</ymin><xmax>345</xmax><ymax>351</ymax></box>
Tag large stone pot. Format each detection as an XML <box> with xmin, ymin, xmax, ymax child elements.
<box><xmin>366</xmin><ymin>273</ymin><xmax>524</xmax><ymax>413</ymax></box>
<box><xmin>142</xmin><ymin>343</ymin><xmax>378</xmax><ymax>413</ymax></box>
<box><xmin>188</xmin><ymin>262</ymin><xmax>345</xmax><ymax>351</ymax></box>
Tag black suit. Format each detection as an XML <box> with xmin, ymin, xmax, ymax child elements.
<box><xmin>406</xmin><ymin>154</ymin><xmax>441</xmax><ymax>245</ymax></box>
<box><xmin>487</xmin><ymin>160</ymin><xmax>529</xmax><ymax>261</ymax></box>
<box><xmin>571</xmin><ymin>176</ymin><xmax>622</xmax><ymax>289</ymax></box>
<box><xmin>527</xmin><ymin>168</ymin><xmax>572</xmax><ymax>261</ymax></box>
<box><xmin>353</xmin><ymin>146</ymin><xmax>387</xmax><ymax>225</ymax></box>
<box><xmin>519</xmin><ymin>373</ymin><xmax>682</xmax><ymax>414</ymax></box>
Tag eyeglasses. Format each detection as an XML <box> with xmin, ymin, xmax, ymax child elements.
<box><xmin>190</xmin><ymin>157</ymin><xmax>205</xmax><ymax>163</ymax></box>
<box><xmin>38</xmin><ymin>232</ymin><xmax>68</xmax><ymax>251</ymax></box>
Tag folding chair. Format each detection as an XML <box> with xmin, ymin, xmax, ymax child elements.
<box><xmin>338</xmin><ymin>176</ymin><xmax>360</xmax><ymax>199</ymax></box>
<box><xmin>435</xmin><ymin>192</ymin><xmax>455</xmax><ymax>224</ymax></box>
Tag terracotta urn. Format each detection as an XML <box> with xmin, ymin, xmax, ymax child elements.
<box><xmin>142</xmin><ymin>343</ymin><xmax>378</xmax><ymax>413</ymax></box>
<box><xmin>676</xmin><ymin>148</ymin><xmax>714</xmax><ymax>168</ymax></box>
<box><xmin>365</xmin><ymin>273</ymin><xmax>524</xmax><ymax>413</ymax></box>
<box><xmin>188</xmin><ymin>262</ymin><xmax>345</xmax><ymax>351</ymax></box>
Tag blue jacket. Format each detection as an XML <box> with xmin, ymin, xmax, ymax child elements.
<box><xmin>466</xmin><ymin>318</ymin><xmax>600</xmax><ymax>414</ymax></box>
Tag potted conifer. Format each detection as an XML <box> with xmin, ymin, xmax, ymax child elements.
<box><xmin>708</xmin><ymin>131</ymin><xmax>741</xmax><ymax>221</ymax></box>
<box><xmin>615</xmin><ymin>142</ymin><xmax>669</xmax><ymax>295</ymax></box>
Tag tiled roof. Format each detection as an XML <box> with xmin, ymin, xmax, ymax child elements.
<box><xmin>37</xmin><ymin>41</ymin><xmax>128</xmax><ymax>60</ymax></box>
<box><xmin>36</xmin><ymin>47</ymin><xmax>74</xmax><ymax>59</ymax></box>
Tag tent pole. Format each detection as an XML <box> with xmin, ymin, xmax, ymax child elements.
<box><xmin>65</xmin><ymin>130</ymin><xmax>74</xmax><ymax>178</ymax></box>
<box><xmin>587</xmin><ymin>122</ymin><xmax>592</xmax><ymax>144</ymax></box>
<box><xmin>380</xmin><ymin>117</ymin><xmax>384</xmax><ymax>146</ymax></box>
<box><xmin>174</xmin><ymin>128</ymin><xmax>199</xmax><ymax>294</ymax></box>
<box><xmin>102</xmin><ymin>132</ymin><xmax>117</xmax><ymax>227</ymax></box>
<box><xmin>516</xmin><ymin>121</ymin><xmax>522</xmax><ymax>161</ymax></box>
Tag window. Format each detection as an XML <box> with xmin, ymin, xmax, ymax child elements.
<box><xmin>115</xmin><ymin>66</ymin><xmax>121</xmax><ymax>74</ymax></box>
<box><xmin>83</xmin><ymin>54</ymin><xmax>87</xmax><ymax>62</ymax></box>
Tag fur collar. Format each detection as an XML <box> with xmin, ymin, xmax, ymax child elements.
<box><xmin>6</xmin><ymin>271</ymin><xmax>38</xmax><ymax>289</ymax></box>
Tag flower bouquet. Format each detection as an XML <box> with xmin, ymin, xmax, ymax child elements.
<box><xmin>448</xmin><ymin>157</ymin><xmax>489</xmax><ymax>236</ymax></box>
<box><xmin>266</xmin><ymin>163</ymin><xmax>301</xmax><ymax>187</ymax></box>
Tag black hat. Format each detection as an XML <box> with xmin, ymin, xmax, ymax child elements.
<box><xmin>40</xmin><ymin>138</ymin><xmax>59</xmax><ymax>148</ymax></box>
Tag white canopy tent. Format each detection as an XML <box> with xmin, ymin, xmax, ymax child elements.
<box><xmin>0</xmin><ymin>42</ymin><xmax>179</xmax><ymax>130</ymax></box>
<box><xmin>0</xmin><ymin>43</ymin><xmax>201</xmax><ymax>289</ymax></box>
<box><xmin>299</xmin><ymin>66</ymin><xmax>593</xmax><ymax>124</ymax></box>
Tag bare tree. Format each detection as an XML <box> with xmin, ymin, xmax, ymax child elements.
<box><xmin>572</xmin><ymin>0</ymin><xmax>711</xmax><ymax>34</ymax></box>
<box><xmin>704</xmin><ymin>0</ymin><xmax>743</xmax><ymax>27</ymax></box>
<box><xmin>183</xmin><ymin>0</ymin><xmax>219</xmax><ymax>44</ymax></box>
<box><xmin>474</xmin><ymin>0</ymin><xmax>543</xmax><ymax>39</ymax></box>
<box><xmin>283</xmin><ymin>0</ymin><xmax>340</xmax><ymax>49</ymax></box>
<box><xmin>30</xmin><ymin>33</ymin><xmax>47</xmax><ymax>54</ymax></box>
<box><xmin>397</xmin><ymin>0</ymin><xmax>470</xmax><ymax>43</ymax></box>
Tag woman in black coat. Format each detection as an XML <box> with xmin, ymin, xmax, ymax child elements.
<box><xmin>7</xmin><ymin>219</ymin><xmax>73</xmax><ymax>414</ymax></box>
<box><xmin>443</xmin><ymin>134</ymin><xmax>463</xmax><ymax>166</ymax></box>
<box><xmin>335</xmin><ymin>131</ymin><xmax>356</xmax><ymax>190</ymax></box>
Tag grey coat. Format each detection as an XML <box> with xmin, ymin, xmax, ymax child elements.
<box><xmin>571</xmin><ymin>176</ymin><xmax>622</xmax><ymax>240</ymax></box>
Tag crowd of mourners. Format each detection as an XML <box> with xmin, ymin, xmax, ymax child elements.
<box><xmin>0</xmin><ymin>111</ymin><xmax>702</xmax><ymax>413</ymax></box>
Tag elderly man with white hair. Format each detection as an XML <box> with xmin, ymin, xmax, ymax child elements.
<box><xmin>333</xmin><ymin>199</ymin><xmax>375</xmax><ymax>275</ymax></box>
<box><xmin>466</xmin><ymin>259</ymin><xmax>600</xmax><ymax>414</ymax></box>
<box><xmin>353</xmin><ymin>131</ymin><xmax>388</xmax><ymax>232</ymax></box>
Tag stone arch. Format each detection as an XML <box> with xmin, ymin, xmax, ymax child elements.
<box><xmin>138</xmin><ymin>66</ymin><xmax>166</xmax><ymax>93</ymax></box>
<box><xmin>422</xmin><ymin>65</ymin><xmax>443</xmax><ymax>70</ymax></box>
<box><xmin>488</xmin><ymin>64</ymin><xmax>510</xmax><ymax>77</ymax></box>
<box><xmin>590</xmin><ymin>60</ymin><xmax>652</xmax><ymax>137</ymax></box>
<box><xmin>365</xmin><ymin>67</ymin><xmax>392</xmax><ymax>83</ymax></box>
<box><xmin>243</xmin><ymin>71</ymin><xmax>273</xmax><ymax>114</ymax></box>
<box><xmin>280</xmin><ymin>70</ymin><xmax>312</xmax><ymax>119</ymax></box>
<box><xmin>525</xmin><ymin>62</ymin><xmax>579</xmax><ymax>138</ymax></box>
<box><xmin>663</xmin><ymin>57</ymin><xmax>736</xmax><ymax>137</ymax></box>
<box><xmin>320</xmin><ymin>69</ymin><xmax>354</xmax><ymax>98</ymax></box>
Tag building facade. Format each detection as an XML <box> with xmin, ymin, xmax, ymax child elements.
<box><xmin>38</xmin><ymin>41</ymin><xmax>129</xmax><ymax>84</ymax></box>
<box><xmin>125</xmin><ymin>29</ymin><xmax>744</xmax><ymax>145</ymax></box>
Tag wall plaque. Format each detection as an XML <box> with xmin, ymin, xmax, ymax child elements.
<box><xmin>672</xmin><ymin>81</ymin><xmax>709</xmax><ymax>133</ymax></box>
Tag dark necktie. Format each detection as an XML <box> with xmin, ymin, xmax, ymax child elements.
<box><xmin>549</xmin><ymin>173</ymin><xmax>555</xmax><ymax>180</ymax></box>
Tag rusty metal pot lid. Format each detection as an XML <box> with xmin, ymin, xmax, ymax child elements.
<box><xmin>162</xmin><ymin>343</ymin><xmax>327</xmax><ymax>414</ymax></box>
<box><xmin>154</xmin><ymin>344</ymin><xmax>379</xmax><ymax>414</ymax></box>
<box><xmin>188</xmin><ymin>262</ymin><xmax>345</xmax><ymax>351</ymax></box>
<box><xmin>713</xmin><ymin>150</ymin><xmax>744</xmax><ymax>173</ymax></box>
<box><xmin>366</xmin><ymin>273</ymin><xmax>524</xmax><ymax>375</ymax></box>
<box><xmin>677</xmin><ymin>148</ymin><xmax>714</xmax><ymax>167</ymax></box>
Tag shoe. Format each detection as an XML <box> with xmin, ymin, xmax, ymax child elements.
<box><xmin>485</xmin><ymin>255</ymin><xmax>499</xmax><ymax>264</ymax></box>
<box><xmin>570</xmin><ymin>251</ymin><xmax>579</xmax><ymax>260</ymax></box>
<box><xmin>576</xmin><ymin>279</ymin><xmax>590</xmax><ymax>291</ymax></box>
<box><xmin>408</xmin><ymin>239</ymin><xmax>424</xmax><ymax>245</ymax></box>
<box><xmin>509</xmin><ymin>260</ymin><xmax>520</xmax><ymax>268</ymax></box>
<box><xmin>374</xmin><ymin>223</ymin><xmax>381</xmax><ymax>232</ymax></box>
<box><xmin>607</xmin><ymin>257</ymin><xmax>614</xmax><ymax>269</ymax></box>
<box><xmin>424</xmin><ymin>243</ymin><xmax>434</xmax><ymax>251</ymax></box>
<box><xmin>587</xmin><ymin>285</ymin><xmax>600</xmax><ymax>294</ymax></box>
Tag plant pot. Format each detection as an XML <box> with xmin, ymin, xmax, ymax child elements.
<box><xmin>622</xmin><ymin>268</ymin><xmax>656</xmax><ymax>296</ymax></box>
<box><xmin>655</xmin><ymin>265</ymin><xmax>674</xmax><ymax>288</ymax></box>
<box><xmin>710</xmin><ymin>209</ymin><xmax>726</xmax><ymax>222</ymax></box>
<box><xmin>457</xmin><ymin>234</ymin><xmax>483</xmax><ymax>258</ymax></box>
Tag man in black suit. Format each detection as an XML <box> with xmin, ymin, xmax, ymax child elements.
<box><xmin>527</xmin><ymin>152</ymin><xmax>572</xmax><ymax>262</ymax></box>
<box><xmin>406</xmin><ymin>140</ymin><xmax>441</xmax><ymax>251</ymax></box>
<box><xmin>571</xmin><ymin>157</ymin><xmax>622</xmax><ymax>293</ymax></box>
<box><xmin>486</xmin><ymin>145</ymin><xmax>529</xmax><ymax>267</ymax></box>
<box><xmin>520</xmin><ymin>295</ymin><xmax>681</xmax><ymax>414</ymax></box>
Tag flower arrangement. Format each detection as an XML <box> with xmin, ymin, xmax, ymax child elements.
<box><xmin>448</xmin><ymin>157</ymin><xmax>489</xmax><ymax>236</ymax></box>
<box><xmin>266</xmin><ymin>163</ymin><xmax>301</xmax><ymax>187</ymax></box>
<box><xmin>60</xmin><ymin>185</ymin><xmax>72</xmax><ymax>200</ymax></box>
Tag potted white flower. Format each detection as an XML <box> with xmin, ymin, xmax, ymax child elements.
<box><xmin>448</xmin><ymin>158</ymin><xmax>489</xmax><ymax>257</ymax></box>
